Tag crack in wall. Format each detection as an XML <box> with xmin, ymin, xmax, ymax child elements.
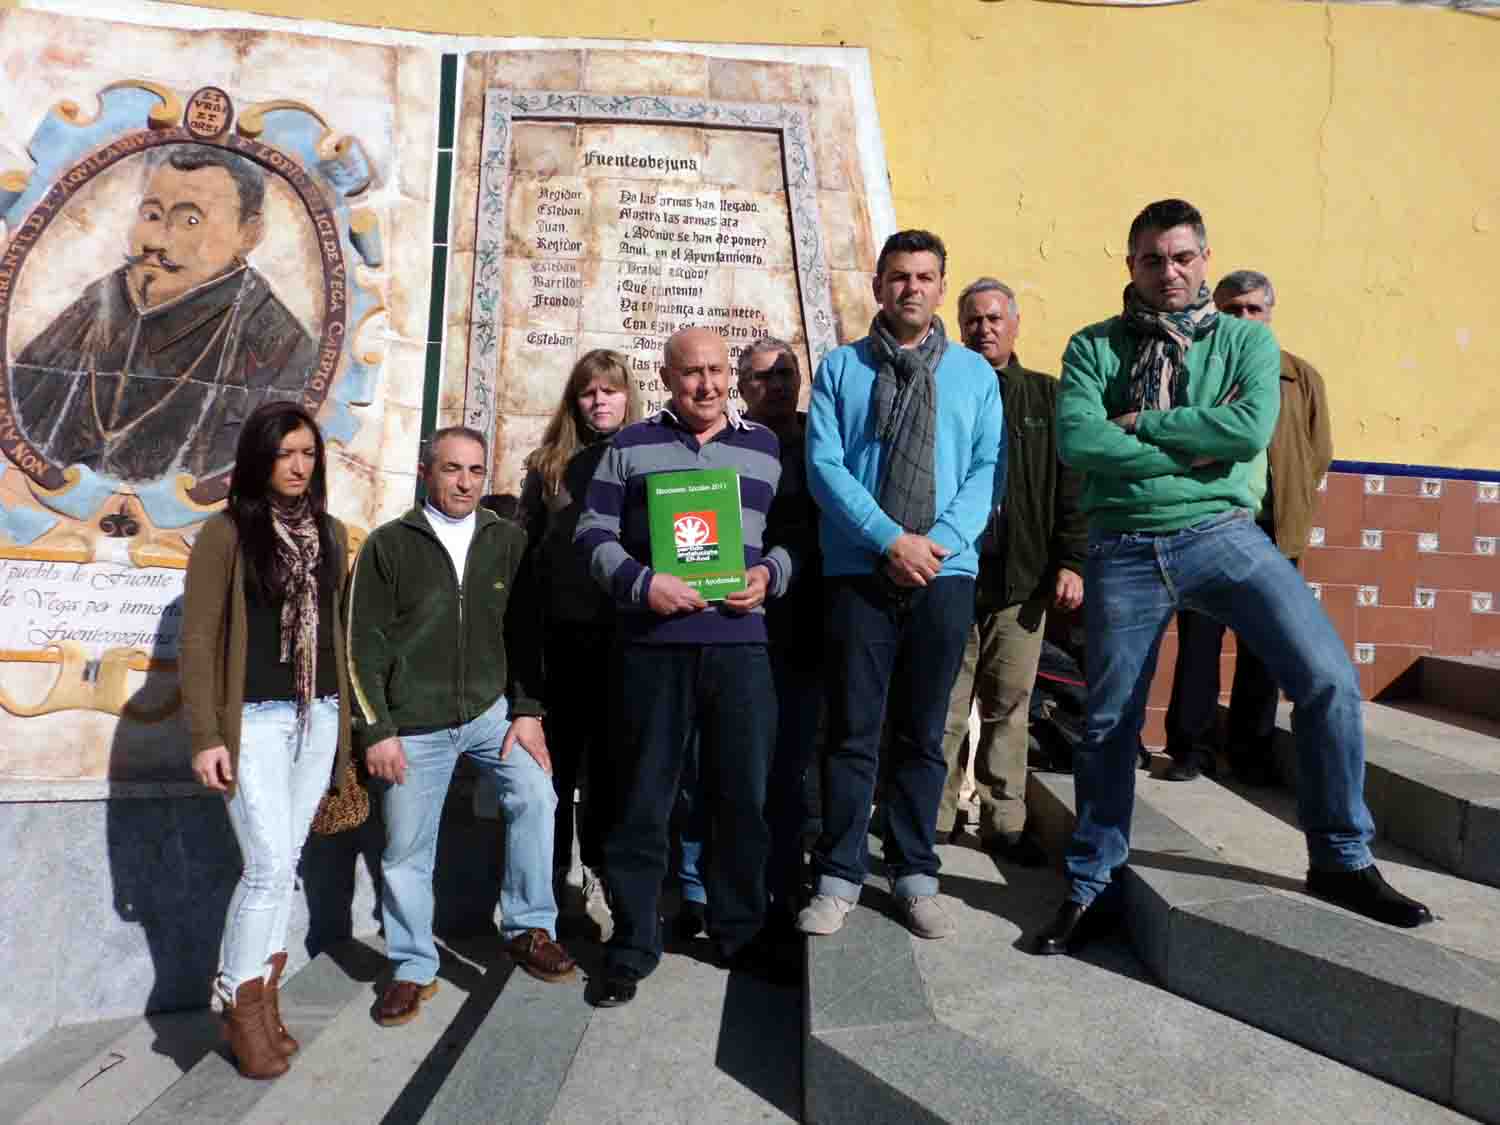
<box><xmin>1317</xmin><ymin>0</ymin><xmax>1337</xmax><ymax>241</ymax></box>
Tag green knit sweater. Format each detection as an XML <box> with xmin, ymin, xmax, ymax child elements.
<box><xmin>1057</xmin><ymin>314</ymin><xmax>1280</xmax><ymax>533</ymax></box>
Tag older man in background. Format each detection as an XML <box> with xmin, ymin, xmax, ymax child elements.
<box><xmin>937</xmin><ymin>278</ymin><xmax>1086</xmax><ymax>864</ymax></box>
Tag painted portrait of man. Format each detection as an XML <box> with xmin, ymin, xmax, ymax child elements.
<box><xmin>8</xmin><ymin>143</ymin><xmax>317</xmax><ymax>483</ymax></box>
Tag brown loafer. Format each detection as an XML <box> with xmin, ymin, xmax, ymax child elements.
<box><xmin>504</xmin><ymin>928</ymin><xmax>577</xmax><ymax>982</ymax></box>
<box><xmin>374</xmin><ymin>979</ymin><xmax>439</xmax><ymax>1027</ymax></box>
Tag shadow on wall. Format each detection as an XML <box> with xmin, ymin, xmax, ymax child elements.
<box><xmin>100</xmin><ymin>612</ymin><xmax>384</xmax><ymax>1071</ymax></box>
<box><xmin>97</xmin><ymin>642</ymin><xmax>506</xmax><ymax>1072</ymax></box>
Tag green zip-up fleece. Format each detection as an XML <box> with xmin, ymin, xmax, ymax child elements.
<box><xmin>984</xmin><ymin>356</ymin><xmax>1087</xmax><ymax>606</ymax></box>
<box><xmin>347</xmin><ymin>506</ymin><xmax>543</xmax><ymax>748</ymax></box>
<box><xmin>1057</xmin><ymin>313</ymin><xmax>1280</xmax><ymax>533</ymax></box>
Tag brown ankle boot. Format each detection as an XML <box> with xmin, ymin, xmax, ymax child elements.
<box><xmin>263</xmin><ymin>952</ymin><xmax>298</xmax><ymax>1056</ymax></box>
<box><xmin>221</xmin><ymin>978</ymin><xmax>290</xmax><ymax>1079</ymax></box>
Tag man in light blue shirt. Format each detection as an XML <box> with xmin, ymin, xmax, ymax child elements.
<box><xmin>800</xmin><ymin>229</ymin><xmax>1003</xmax><ymax>940</ymax></box>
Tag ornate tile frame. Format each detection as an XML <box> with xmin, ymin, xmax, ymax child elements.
<box><xmin>461</xmin><ymin>88</ymin><xmax>838</xmax><ymax>448</ymax></box>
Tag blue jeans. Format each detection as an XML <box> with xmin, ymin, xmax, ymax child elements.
<box><xmin>377</xmin><ymin>696</ymin><xmax>558</xmax><ymax>984</ymax></box>
<box><xmin>606</xmin><ymin>643</ymin><xmax>775</xmax><ymax>979</ymax></box>
<box><xmin>219</xmin><ymin>696</ymin><xmax>339</xmax><ymax>999</ymax></box>
<box><xmin>1067</xmin><ymin>510</ymin><xmax>1375</xmax><ymax>906</ymax></box>
<box><xmin>813</xmin><ymin>575</ymin><xmax>975</xmax><ymax>901</ymax></box>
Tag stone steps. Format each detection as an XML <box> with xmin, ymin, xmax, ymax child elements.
<box><xmin>1026</xmin><ymin>768</ymin><xmax>1500</xmax><ymax>1123</ymax></box>
<box><xmin>804</xmin><ymin>839</ymin><xmax>1478</xmax><ymax>1125</ymax></box>
<box><xmin>129</xmin><ymin>940</ymin><xmax>383</xmax><ymax>1125</ymax></box>
<box><xmin>1258</xmin><ymin>698</ymin><xmax>1500</xmax><ymax>888</ymax></box>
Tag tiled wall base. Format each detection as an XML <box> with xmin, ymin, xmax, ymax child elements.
<box><xmin>1141</xmin><ymin>469</ymin><xmax>1500</xmax><ymax>748</ymax></box>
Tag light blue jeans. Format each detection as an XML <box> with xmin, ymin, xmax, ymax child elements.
<box><xmin>219</xmin><ymin>696</ymin><xmax>339</xmax><ymax>999</ymax></box>
<box><xmin>377</xmin><ymin>696</ymin><xmax>558</xmax><ymax>984</ymax></box>
<box><xmin>1067</xmin><ymin>509</ymin><xmax>1376</xmax><ymax>906</ymax></box>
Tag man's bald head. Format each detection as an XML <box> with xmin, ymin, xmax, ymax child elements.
<box><xmin>660</xmin><ymin>326</ymin><xmax>731</xmax><ymax>435</ymax></box>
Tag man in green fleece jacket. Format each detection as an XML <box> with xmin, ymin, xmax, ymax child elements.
<box><xmin>1034</xmin><ymin>199</ymin><xmax>1430</xmax><ymax>955</ymax></box>
<box><xmin>350</xmin><ymin>426</ymin><xmax>576</xmax><ymax>1026</ymax></box>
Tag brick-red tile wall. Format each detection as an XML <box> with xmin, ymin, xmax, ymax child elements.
<box><xmin>1140</xmin><ymin>470</ymin><xmax>1500</xmax><ymax>748</ymax></box>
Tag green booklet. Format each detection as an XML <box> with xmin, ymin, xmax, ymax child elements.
<box><xmin>646</xmin><ymin>468</ymin><xmax>747</xmax><ymax>601</ymax></box>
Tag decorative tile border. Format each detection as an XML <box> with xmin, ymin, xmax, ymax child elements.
<box><xmin>462</xmin><ymin>87</ymin><xmax>838</xmax><ymax>446</ymax></box>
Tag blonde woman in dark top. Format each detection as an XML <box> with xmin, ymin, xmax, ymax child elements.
<box><xmin>513</xmin><ymin>349</ymin><xmax>641</xmax><ymax>932</ymax></box>
<box><xmin>179</xmin><ymin>401</ymin><xmax>354</xmax><ymax>1079</ymax></box>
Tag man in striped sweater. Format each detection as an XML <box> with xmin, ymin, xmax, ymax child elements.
<box><xmin>575</xmin><ymin>326</ymin><xmax>796</xmax><ymax>1007</ymax></box>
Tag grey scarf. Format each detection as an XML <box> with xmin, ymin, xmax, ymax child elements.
<box><xmin>1121</xmin><ymin>283</ymin><xmax>1219</xmax><ymax>412</ymax></box>
<box><xmin>869</xmin><ymin>313</ymin><xmax>948</xmax><ymax>534</ymax></box>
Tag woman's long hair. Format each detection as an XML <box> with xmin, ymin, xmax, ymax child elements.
<box><xmin>226</xmin><ymin>400</ymin><xmax>335</xmax><ymax>603</ymax></box>
<box><xmin>525</xmin><ymin>349</ymin><xmax>641</xmax><ymax>498</ymax></box>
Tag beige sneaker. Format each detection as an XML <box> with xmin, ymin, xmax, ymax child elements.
<box><xmin>796</xmin><ymin>893</ymin><xmax>856</xmax><ymax>935</ymax></box>
<box><xmin>901</xmin><ymin>895</ymin><xmax>955</xmax><ymax>939</ymax></box>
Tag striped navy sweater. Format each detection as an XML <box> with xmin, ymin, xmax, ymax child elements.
<box><xmin>575</xmin><ymin>407</ymin><xmax>794</xmax><ymax>646</ymax></box>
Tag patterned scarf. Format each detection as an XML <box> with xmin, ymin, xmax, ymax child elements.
<box><xmin>269</xmin><ymin>496</ymin><xmax>321</xmax><ymax>725</ymax></box>
<box><xmin>869</xmin><ymin>313</ymin><xmax>948</xmax><ymax>534</ymax></box>
<box><xmin>1121</xmin><ymin>282</ymin><xmax>1219</xmax><ymax>412</ymax></box>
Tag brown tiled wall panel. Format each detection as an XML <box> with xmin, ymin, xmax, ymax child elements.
<box><xmin>1138</xmin><ymin>469</ymin><xmax>1500</xmax><ymax>748</ymax></box>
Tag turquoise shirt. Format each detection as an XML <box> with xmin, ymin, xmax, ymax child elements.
<box><xmin>1057</xmin><ymin>313</ymin><xmax>1280</xmax><ymax>533</ymax></box>
<box><xmin>806</xmin><ymin>336</ymin><xmax>1003</xmax><ymax>578</ymax></box>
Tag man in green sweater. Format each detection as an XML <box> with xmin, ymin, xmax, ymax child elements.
<box><xmin>1035</xmin><ymin>199</ymin><xmax>1430</xmax><ymax>954</ymax></box>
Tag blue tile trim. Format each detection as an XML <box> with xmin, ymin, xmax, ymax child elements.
<box><xmin>1331</xmin><ymin>460</ymin><xmax>1500</xmax><ymax>483</ymax></box>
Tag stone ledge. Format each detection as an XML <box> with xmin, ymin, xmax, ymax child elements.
<box><xmin>131</xmin><ymin>939</ymin><xmax>382</xmax><ymax>1125</ymax></box>
<box><xmin>1269</xmin><ymin>716</ymin><xmax>1500</xmax><ymax>888</ymax></box>
<box><xmin>1418</xmin><ymin>655</ymin><xmax>1500</xmax><ymax>724</ymax></box>
<box><xmin>803</xmin><ymin>892</ymin><xmax>1126</xmax><ymax>1125</ymax></box>
<box><xmin>1027</xmin><ymin>772</ymin><xmax>1500</xmax><ymax>1124</ymax></box>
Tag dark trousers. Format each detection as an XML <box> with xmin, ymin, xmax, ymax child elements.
<box><xmin>1165</xmin><ymin>553</ymin><xmax>1298</xmax><ymax>763</ymax></box>
<box><xmin>764</xmin><ymin>643</ymin><xmax>824</xmax><ymax>920</ymax></box>
<box><xmin>544</xmin><ymin>623</ymin><xmax>616</xmax><ymax>875</ymax></box>
<box><xmin>812</xmin><ymin>575</ymin><xmax>975</xmax><ymax>899</ymax></box>
<box><xmin>604</xmin><ymin>642</ymin><xmax>775</xmax><ymax>980</ymax></box>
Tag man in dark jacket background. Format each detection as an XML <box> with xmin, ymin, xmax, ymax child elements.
<box><xmin>351</xmin><ymin>425</ymin><xmax>575</xmax><ymax>1028</ymax></box>
<box><xmin>938</xmin><ymin>277</ymin><xmax>1087</xmax><ymax>863</ymax></box>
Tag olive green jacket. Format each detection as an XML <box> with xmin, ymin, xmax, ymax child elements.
<box><xmin>1266</xmin><ymin>349</ymin><xmax>1334</xmax><ymax>559</ymax></box>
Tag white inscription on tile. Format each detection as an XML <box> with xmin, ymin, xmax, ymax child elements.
<box><xmin>1364</xmin><ymin>476</ymin><xmax>1385</xmax><ymax>495</ymax></box>
<box><xmin>1479</xmin><ymin>482</ymin><xmax>1499</xmax><ymax>504</ymax></box>
<box><xmin>1477</xmin><ymin>538</ymin><xmax>1497</xmax><ymax>556</ymax></box>
<box><xmin>1354</xmin><ymin>643</ymin><xmax>1376</xmax><ymax>664</ymax></box>
<box><xmin>1414</xmin><ymin>588</ymin><xmax>1436</xmax><ymax>609</ymax></box>
<box><xmin>1421</xmin><ymin>478</ymin><xmax>1443</xmax><ymax>498</ymax></box>
<box><xmin>1362</xmin><ymin>529</ymin><xmax>1383</xmax><ymax>550</ymax></box>
<box><xmin>1474</xmin><ymin>593</ymin><xmax>1495</xmax><ymax>614</ymax></box>
<box><xmin>1418</xmin><ymin>532</ymin><xmax>1439</xmax><ymax>553</ymax></box>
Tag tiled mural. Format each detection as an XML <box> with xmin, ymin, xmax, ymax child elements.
<box><xmin>0</xmin><ymin>9</ymin><xmax>437</xmax><ymax>786</ymax></box>
<box><xmin>443</xmin><ymin>49</ymin><xmax>879</xmax><ymax>494</ymax></box>
<box><xmin>1142</xmin><ymin>468</ymin><xmax>1500</xmax><ymax>746</ymax></box>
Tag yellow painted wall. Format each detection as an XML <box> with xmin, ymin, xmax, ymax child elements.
<box><xmin>9</xmin><ymin>0</ymin><xmax>1500</xmax><ymax>468</ymax></box>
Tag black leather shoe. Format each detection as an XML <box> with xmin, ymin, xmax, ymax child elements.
<box><xmin>1033</xmin><ymin>901</ymin><xmax>1086</xmax><ymax>955</ymax></box>
<box><xmin>986</xmin><ymin>832</ymin><xmax>1048</xmax><ymax>868</ymax></box>
<box><xmin>1231</xmin><ymin>755</ymin><xmax>1277</xmax><ymax>787</ymax></box>
<box><xmin>1033</xmin><ymin>898</ymin><xmax>1123</xmax><ymax>955</ymax></box>
<box><xmin>591</xmin><ymin>973</ymin><xmax>638</xmax><ymax>1007</ymax></box>
<box><xmin>1163</xmin><ymin>750</ymin><xmax>1215</xmax><ymax>782</ymax></box>
<box><xmin>674</xmin><ymin>900</ymin><xmax>706</xmax><ymax>941</ymax></box>
<box><xmin>1306</xmin><ymin>864</ymin><xmax>1433</xmax><ymax>928</ymax></box>
<box><xmin>723</xmin><ymin>931</ymin><xmax>801</xmax><ymax>987</ymax></box>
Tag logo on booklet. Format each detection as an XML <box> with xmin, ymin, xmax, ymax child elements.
<box><xmin>673</xmin><ymin>511</ymin><xmax>720</xmax><ymax>563</ymax></box>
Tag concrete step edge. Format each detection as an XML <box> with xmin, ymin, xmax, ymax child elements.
<box><xmin>1027</xmin><ymin>771</ymin><xmax>1500</xmax><ymax>1124</ymax></box>
<box><xmin>128</xmin><ymin>939</ymin><xmax>383</xmax><ymax>1125</ymax></box>
<box><xmin>804</xmin><ymin>894</ymin><xmax>1126</xmax><ymax>1125</ymax></box>
<box><xmin>1266</xmin><ymin>710</ymin><xmax>1500</xmax><ymax>888</ymax></box>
